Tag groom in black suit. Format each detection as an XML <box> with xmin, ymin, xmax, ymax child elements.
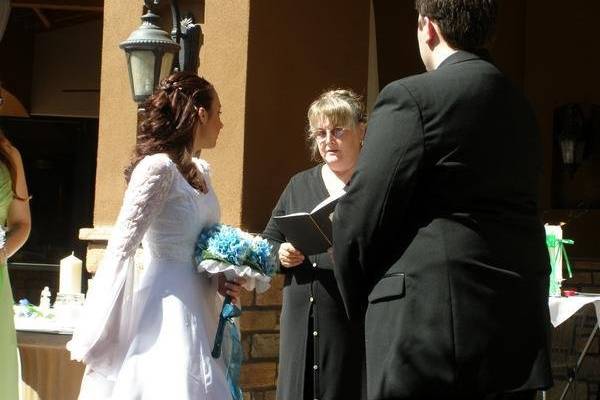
<box><xmin>332</xmin><ymin>1</ymin><xmax>553</xmax><ymax>399</ymax></box>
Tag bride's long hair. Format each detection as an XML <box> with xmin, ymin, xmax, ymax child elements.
<box><xmin>124</xmin><ymin>71</ymin><xmax>215</xmax><ymax>190</ymax></box>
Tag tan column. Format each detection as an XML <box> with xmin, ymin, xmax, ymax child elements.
<box><xmin>81</xmin><ymin>0</ymin><xmax>250</xmax><ymax>270</ymax></box>
<box><xmin>94</xmin><ymin>0</ymin><xmax>142</xmax><ymax>227</ymax></box>
<box><xmin>79</xmin><ymin>0</ymin><xmax>142</xmax><ymax>270</ymax></box>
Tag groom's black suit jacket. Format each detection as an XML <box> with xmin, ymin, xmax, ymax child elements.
<box><xmin>333</xmin><ymin>51</ymin><xmax>553</xmax><ymax>399</ymax></box>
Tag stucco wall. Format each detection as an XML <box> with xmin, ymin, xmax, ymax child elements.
<box><xmin>198</xmin><ymin>0</ymin><xmax>250</xmax><ymax>227</ymax></box>
<box><xmin>92</xmin><ymin>0</ymin><xmax>143</xmax><ymax>227</ymax></box>
<box><xmin>241</xmin><ymin>0</ymin><xmax>371</xmax><ymax>233</ymax></box>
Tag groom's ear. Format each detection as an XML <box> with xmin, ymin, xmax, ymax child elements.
<box><xmin>418</xmin><ymin>15</ymin><xmax>440</xmax><ymax>49</ymax></box>
<box><xmin>423</xmin><ymin>16</ymin><xmax>441</xmax><ymax>47</ymax></box>
<box><xmin>198</xmin><ymin>107</ymin><xmax>208</xmax><ymax>124</ymax></box>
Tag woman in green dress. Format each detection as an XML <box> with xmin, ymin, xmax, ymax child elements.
<box><xmin>0</xmin><ymin>125</ymin><xmax>32</xmax><ymax>400</ymax></box>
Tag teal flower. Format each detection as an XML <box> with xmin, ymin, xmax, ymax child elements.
<box><xmin>195</xmin><ymin>224</ymin><xmax>276</xmax><ymax>276</ymax></box>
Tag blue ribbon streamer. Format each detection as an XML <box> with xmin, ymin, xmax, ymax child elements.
<box><xmin>212</xmin><ymin>295</ymin><xmax>243</xmax><ymax>400</ymax></box>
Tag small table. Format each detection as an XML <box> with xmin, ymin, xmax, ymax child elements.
<box><xmin>547</xmin><ymin>296</ymin><xmax>600</xmax><ymax>400</ymax></box>
<box><xmin>16</xmin><ymin>324</ymin><xmax>84</xmax><ymax>400</ymax></box>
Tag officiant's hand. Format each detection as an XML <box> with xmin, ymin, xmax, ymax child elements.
<box><xmin>218</xmin><ymin>275</ymin><xmax>246</xmax><ymax>305</ymax></box>
<box><xmin>279</xmin><ymin>242</ymin><xmax>305</xmax><ymax>268</ymax></box>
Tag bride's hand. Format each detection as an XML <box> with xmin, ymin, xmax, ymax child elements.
<box><xmin>278</xmin><ymin>242</ymin><xmax>305</xmax><ymax>268</ymax></box>
<box><xmin>217</xmin><ymin>274</ymin><xmax>246</xmax><ymax>305</ymax></box>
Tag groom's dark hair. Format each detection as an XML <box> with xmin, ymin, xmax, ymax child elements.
<box><xmin>415</xmin><ymin>0</ymin><xmax>498</xmax><ymax>51</ymax></box>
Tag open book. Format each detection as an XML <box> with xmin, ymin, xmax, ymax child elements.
<box><xmin>273</xmin><ymin>191</ymin><xmax>345</xmax><ymax>256</ymax></box>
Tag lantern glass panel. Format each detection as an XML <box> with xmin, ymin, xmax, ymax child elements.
<box><xmin>560</xmin><ymin>137</ymin><xmax>575</xmax><ymax>165</ymax></box>
<box><xmin>130</xmin><ymin>50</ymin><xmax>157</xmax><ymax>98</ymax></box>
<box><xmin>159</xmin><ymin>52</ymin><xmax>175</xmax><ymax>83</ymax></box>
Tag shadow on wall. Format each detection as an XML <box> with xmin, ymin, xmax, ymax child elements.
<box><xmin>240</xmin><ymin>0</ymin><xmax>371</xmax><ymax>233</ymax></box>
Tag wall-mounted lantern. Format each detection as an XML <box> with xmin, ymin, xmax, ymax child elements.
<box><xmin>554</xmin><ymin>103</ymin><xmax>588</xmax><ymax>177</ymax></box>
<box><xmin>120</xmin><ymin>0</ymin><xmax>202</xmax><ymax>104</ymax></box>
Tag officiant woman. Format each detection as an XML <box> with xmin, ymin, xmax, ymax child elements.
<box><xmin>262</xmin><ymin>89</ymin><xmax>367</xmax><ymax>400</ymax></box>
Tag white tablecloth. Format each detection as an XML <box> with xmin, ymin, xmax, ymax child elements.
<box><xmin>548</xmin><ymin>296</ymin><xmax>600</xmax><ymax>327</ymax></box>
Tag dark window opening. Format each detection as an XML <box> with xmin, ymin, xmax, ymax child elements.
<box><xmin>1</xmin><ymin>116</ymin><xmax>97</xmax><ymax>301</ymax></box>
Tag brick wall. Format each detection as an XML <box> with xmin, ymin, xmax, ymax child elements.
<box><xmin>545</xmin><ymin>259</ymin><xmax>600</xmax><ymax>400</ymax></box>
<box><xmin>239</xmin><ymin>274</ymin><xmax>283</xmax><ymax>400</ymax></box>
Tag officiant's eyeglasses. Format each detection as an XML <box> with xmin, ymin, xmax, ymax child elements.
<box><xmin>310</xmin><ymin>127</ymin><xmax>349</xmax><ymax>143</ymax></box>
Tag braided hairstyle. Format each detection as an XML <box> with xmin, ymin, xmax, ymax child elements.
<box><xmin>125</xmin><ymin>71</ymin><xmax>215</xmax><ymax>190</ymax></box>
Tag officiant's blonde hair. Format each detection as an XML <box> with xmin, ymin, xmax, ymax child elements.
<box><xmin>307</xmin><ymin>89</ymin><xmax>367</xmax><ymax>161</ymax></box>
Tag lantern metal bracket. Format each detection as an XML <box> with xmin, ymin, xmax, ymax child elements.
<box><xmin>144</xmin><ymin>0</ymin><xmax>203</xmax><ymax>72</ymax></box>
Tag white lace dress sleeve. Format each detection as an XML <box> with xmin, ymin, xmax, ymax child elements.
<box><xmin>67</xmin><ymin>155</ymin><xmax>175</xmax><ymax>378</ymax></box>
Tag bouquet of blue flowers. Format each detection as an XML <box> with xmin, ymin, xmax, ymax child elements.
<box><xmin>194</xmin><ymin>224</ymin><xmax>276</xmax><ymax>400</ymax></box>
<box><xmin>195</xmin><ymin>224</ymin><xmax>275</xmax><ymax>292</ymax></box>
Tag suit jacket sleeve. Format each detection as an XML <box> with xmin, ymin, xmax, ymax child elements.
<box><xmin>332</xmin><ymin>81</ymin><xmax>424</xmax><ymax>319</ymax></box>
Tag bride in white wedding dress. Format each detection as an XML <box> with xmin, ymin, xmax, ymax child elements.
<box><xmin>68</xmin><ymin>72</ymin><xmax>243</xmax><ymax>400</ymax></box>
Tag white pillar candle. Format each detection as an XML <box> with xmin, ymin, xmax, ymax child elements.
<box><xmin>59</xmin><ymin>252</ymin><xmax>83</xmax><ymax>294</ymax></box>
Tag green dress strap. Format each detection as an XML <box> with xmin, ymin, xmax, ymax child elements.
<box><xmin>0</xmin><ymin>162</ymin><xmax>13</xmax><ymax>225</ymax></box>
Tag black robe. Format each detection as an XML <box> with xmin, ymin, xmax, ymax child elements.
<box><xmin>263</xmin><ymin>165</ymin><xmax>365</xmax><ymax>400</ymax></box>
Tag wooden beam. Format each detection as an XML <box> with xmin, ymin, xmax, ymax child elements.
<box><xmin>52</xmin><ymin>12</ymin><xmax>101</xmax><ymax>25</ymax></box>
<box><xmin>32</xmin><ymin>8</ymin><xmax>51</xmax><ymax>29</ymax></box>
<box><xmin>11</xmin><ymin>0</ymin><xmax>103</xmax><ymax>12</ymax></box>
